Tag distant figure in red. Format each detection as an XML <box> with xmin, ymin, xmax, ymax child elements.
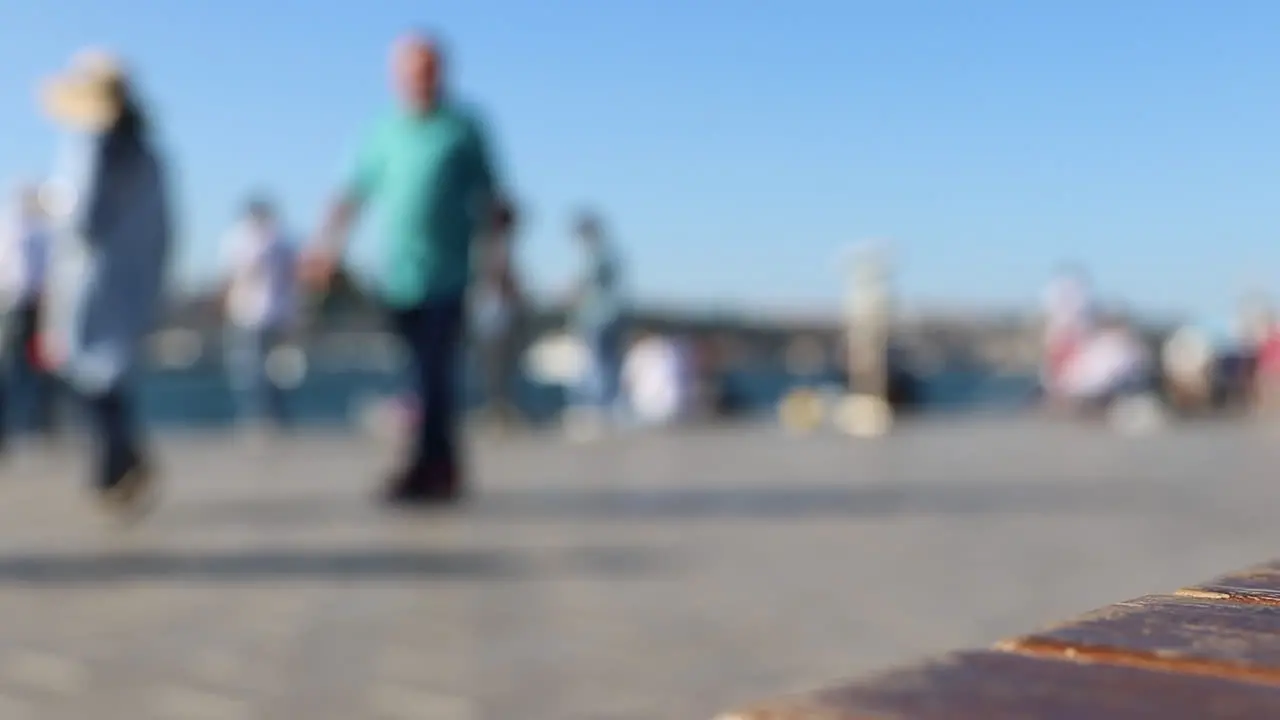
<box><xmin>1253</xmin><ymin>311</ymin><xmax>1280</xmax><ymax>410</ymax></box>
<box><xmin>1041</xmin><ymin>265</ymin><xmax>1095</xmax><ymax>404</ymax></box>
<box><xmin>1258</xmin><ymin>328</ymin><xmax>1280</xmax><ymax>375</ymax></box>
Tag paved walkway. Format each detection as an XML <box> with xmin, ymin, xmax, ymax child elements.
<box><xmin>0</xmin><ymin>420</ymin><xmax>1278</xmax><ymax>718</ymax></box>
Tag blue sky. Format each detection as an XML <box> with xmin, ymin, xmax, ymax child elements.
<box><xmin>3</xmin><ymin>0</ymin><xmax>1279</xmax><ymax>317</ymax></box>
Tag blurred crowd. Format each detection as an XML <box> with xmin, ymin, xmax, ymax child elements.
<box><xmin>2</xmin><ymin>32</ymin><xmax>1277</xmax><ymax>518</ymax></box>
<box><xmin>1038</xmin><ymin>265</ymin><xmax>1280</xmax><ymax>421</ymax></box>
<box><xmin>0</xmin><ymin>34</ymin><xmax>710</xmax><ymax>516</ymax></box>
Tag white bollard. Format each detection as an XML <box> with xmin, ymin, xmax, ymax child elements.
<box><xmin>834</xmin><ymin>394</ymin><xmax>893</xmax><ymax>438</ymax></box>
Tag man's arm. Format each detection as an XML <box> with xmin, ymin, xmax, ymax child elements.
<box><xmin>468</xmin><ymin>113</ymin><xmax>510</xmax><ymax>236</ymax></box>
<box><xmin>300</xmin><ymin>196</ymin><xmax>362</xmax><ymax>293</ymax></box>
<box><xmin>303</xmin><ymin>123</ymin><xmax>385</xmax><ymax>286</ymax></box>
<box><xmin>468</xmin><ymin>114</ymin><xmax>519</xmax><ymax>292</ymax></box>
<box><xmin>321</xmin><ymin>119</ymin><xmax>389</xmax><ymax>254</ymax></box>
<box><xmin>315</xmin><ymin>196</ymin><xmax>362</xmax><ymax>257</ymax></box>
<box><xmin>492</xmin><ymin>236</ymin><xmax>525</xmax><ymax>305</ymax></box>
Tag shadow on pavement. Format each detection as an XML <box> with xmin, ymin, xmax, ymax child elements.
<box><xmin>0</xmin><ymin>546</ymin><xmax>673</xmax><ymax>585</ymax></box>
<box><xmin>473</xmin><ymin>479</ymin><xmax>1199</xmax><ymax>521</ymax></box>
<box><xmin>150</xmin><ymin>477</ymin><xmax>1201</xmax><ymax>528</ymax></box>
<box><xmin>155</xmin><ymin>494</ymin><xmax>393</xmax><ymax>528</ymax></box>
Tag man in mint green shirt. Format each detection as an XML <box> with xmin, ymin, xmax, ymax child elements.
<box><xmin>303</xmin><ymin>32</ymin><xmax>507</xmax><ymax>506</ymax></box>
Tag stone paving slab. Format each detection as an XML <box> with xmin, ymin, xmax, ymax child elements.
<box><xmin>0</xmin><ymin>420</ymin><xmax>1277</xmax><ymax>718</ymax></box>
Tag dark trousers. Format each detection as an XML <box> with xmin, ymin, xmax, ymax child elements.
<box><xmin>388</xmin><ymin>295</ymin><xmax>465</xmax><ymax>473</ymax></box>
<box><xmin>83</xmin><ymin>383</ymin><xmax>142</xmax><ymax>488</ymax></box>
<box><xmin>0</xmin><ymin>299</ymin><xmax>57</xmax><ymax>447</ymax></box>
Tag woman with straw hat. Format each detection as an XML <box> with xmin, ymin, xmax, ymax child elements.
<box><xmin>37</xmin><ymin>49</ymin><xmax>172</xmax><ymax>514</ymax></box>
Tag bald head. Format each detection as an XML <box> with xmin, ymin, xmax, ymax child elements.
<box><xmin>392</xmin><ymin>33</ymin><xmax>445</xmax><ymax>113</ymax></box>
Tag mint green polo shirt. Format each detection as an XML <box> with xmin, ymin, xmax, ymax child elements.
<box><xmin>345</xmin><ymin>104</ymin><xmax>497</xmax><ymax>307</ymax></box>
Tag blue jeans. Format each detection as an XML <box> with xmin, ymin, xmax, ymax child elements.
<box><xmin>388</xmin><ymin>295</ymin><xmax>465</xmax><ymax>471</ymax></box>
<box><xmin>574</xmin><ymin>321</ymin><xmax>624</xmax><ymax>413</ymax></box>
<box><xmin>225</xmin><ymin>324</ymin><xmax>288</xmax><ymax>427</ymax></box>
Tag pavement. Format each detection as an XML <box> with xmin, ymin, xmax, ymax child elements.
<box><xmin>0</xmin><ymin>419</ymin><xmax>1278</xmax><ymax>719</ymax></box>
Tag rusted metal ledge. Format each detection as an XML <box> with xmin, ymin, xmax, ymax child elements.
<box><xmin>716</xmin><ymin>561</ymin><xmax>1280</xmax><ymax>719</ymax></box>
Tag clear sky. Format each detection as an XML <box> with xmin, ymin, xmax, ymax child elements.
<box><xmin>3</xmin><ymin>0</ymin><xmax>1279</xmax><ymax>318</ymax></box>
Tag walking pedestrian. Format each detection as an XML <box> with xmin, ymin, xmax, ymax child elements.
<box><xmin>472</xmin><ymin>202</ymin><xmax>526</xmax><ymax>431</ymax></box>
<box><xmin>563</xmin><ymin>211</ymin><xmax>626</xmax><ymax>440</ymax></box>
<box><xmin>0</xmin><ymin>184</ymin><xmax>58</xmax><ymax>450</ymax></box>
<box><xmin>302</xmin><ymin>31</ymin><xmax>508</xmax><ymax>506</ymax></box>
<box><xmin>220</xmin><ymin>195</ymin><xmax>297</xmax><ymax>434</ymax></box>
<box><xmin>1041</xmin><ymin>265</ymin><xmax>1095</xmax><ymax>405</ymax></box>
<box><xmin>37</xmin><ymin>49</ymin><xmax>172</xmax><ymax>510</ymax></box>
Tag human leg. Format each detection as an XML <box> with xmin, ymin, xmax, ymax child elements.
<box><xmin>226</xmin><ymin>324</ymin><xmax>267</xmax><ymax>427</ymax></box>
<box><xmin>82</xmin><ymin>379</ymin><xmax>152</xmax><ymax>508</ymax></box>
<box><xmin>261</xmin><ymin>326</ymin><xmax>290</xmax><ymax>429</ymax></box>
<box><xmin>415</xmin><ymin>296</ymin><xmax>465</xmax><ymax>493</ymax></box>
<box><xmin>0</xmin><ymin>312</ymin><xmax>19</xmax><ymax>454</ymax></box>
<box><xmin>596</xmin><ymin>320</ymin><xmax>625</xmax><ymax>416</ymax></box>
<box><xmin>383</xmin><ymin>297</ymin><xmax>466</xmax><ymax>504</ymax></box>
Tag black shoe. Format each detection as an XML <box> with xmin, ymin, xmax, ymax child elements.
<box><xmin>381</xmin><ymin>459</ymin><xmax>465</xmax><ymax>508</ymax></box>
<box><xmin>97</xmin><ymin>453</ymin><xmax>158</xmax><ymax>519</ymax></box>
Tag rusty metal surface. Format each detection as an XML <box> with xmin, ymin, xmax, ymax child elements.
<box><xmin>1006</xmin><ymin>595</ymin><xmax>1280</xmax><ymax>679</ymax></box>
<box><xmin>724</xmin><ymin>585</ymin><xmax>1280</xmax><ymax>719</ymax></box>
<box><xmin>1184</xmin><ymin>561</ymin><xmax>1280</xmax><ymax>603</ymax></box>
<box><xmin>724</xmin><ymin>651</ymin><xmax>1280</xmax><ymax>720</ymax></box>
<box><xmin>704</xmin><ymin>417</ymin><xmax>1280</xmax><ymax>720</ymax></box>
<box><xmin>720</xmin><ymin>541</ymin><xmax>1280</xmax><ymax>716</ymax></box>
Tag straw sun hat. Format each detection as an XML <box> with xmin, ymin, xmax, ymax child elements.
<box><xmin>38</xmin><ymin>48</ymin><xmax>131</xmax><ymax>131</ymax></box>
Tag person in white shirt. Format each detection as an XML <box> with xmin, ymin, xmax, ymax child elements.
<box><xmin>1059</xmin><ymin>315</ymin><xmax>1152</xmax><ymax>410</ymax></box>
<box><xmin>1041</xmin><ymin>266</ymin><xmax>1095</xmax><ymax>401</ymax></box>
<box><xmin>0</xmin><ymin>184</ymin><xmax>58</xmax><ymax>450</ymax></box>
<box><xmin>623</xmin><ymin>331</ymin><xmax>687</xmax><ymax>426</ymax></box>
<box><xmin>220</xmin><ymin>196</ymin><xmax>297</xmax><ymax>429</ymax></box>
<box><xmin>1161</xmin><ymin>324</ymin><xmax>1214</xmax><ymax>412</ymax></box>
